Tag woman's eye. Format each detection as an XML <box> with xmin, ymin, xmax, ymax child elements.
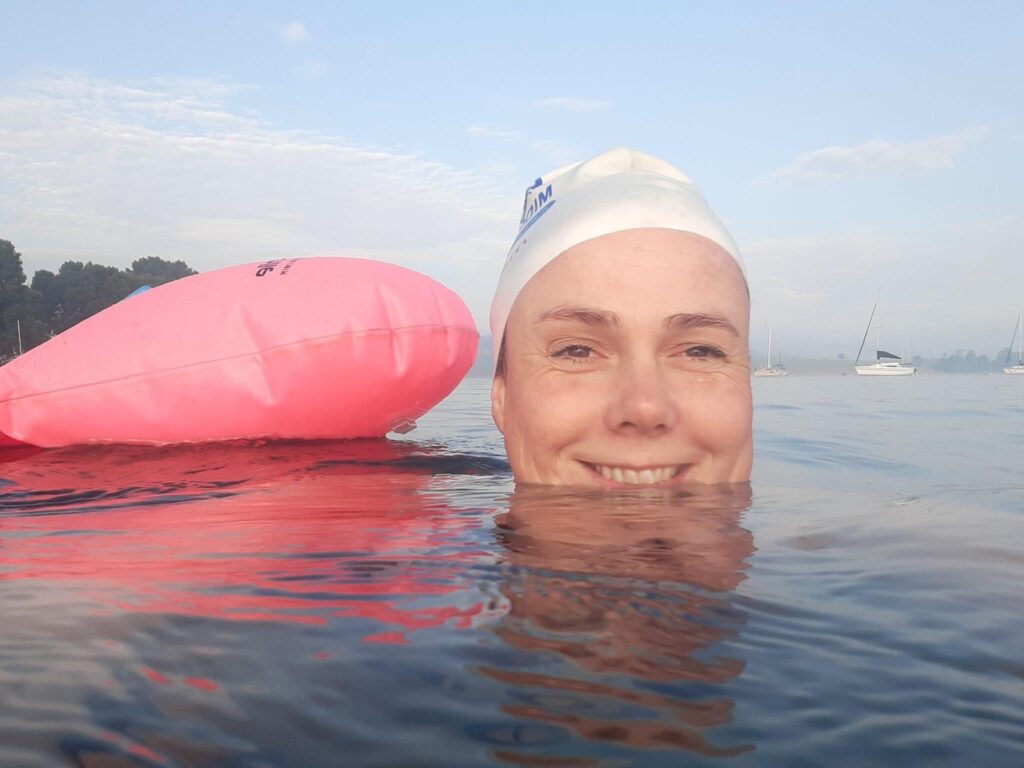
<box><xmin>684</xmin><ymin>345</ymin><xmax>725</xmax><ymax>360</ymax></box>
<box><xmin>552</xmin><ymin>344</ymin><xmax>594</xmax><ymax>360</ymax></box>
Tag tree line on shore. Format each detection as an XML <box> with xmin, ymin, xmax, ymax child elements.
<box><xmin>910</xmin><ymin>350</ymin><xmax>1018</xmax><ymax>373</ymax></box>
<box><xmin>0</xmin><ymin>239</ymin><xmax>195</xmax><ymax>362</ymax></box>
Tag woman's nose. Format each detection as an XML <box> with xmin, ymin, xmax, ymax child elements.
<box><xmin>604</xmin><ymin>356</ymin><xmax>676</xmax><ymax>435</ymax></box>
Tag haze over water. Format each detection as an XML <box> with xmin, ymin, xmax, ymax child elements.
<box><xmin>1</xmin><ymin>375</ymin><xmax>1022</xmax><ymax>767</ymax></box>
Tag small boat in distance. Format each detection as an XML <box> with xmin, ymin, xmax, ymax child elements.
<box><xmin>1004</xmin><ymin>313</ymin><xmax>1024</xmax><ymax>375</ymax></box>
<box><xmin>753</xmin><ymin>326</ymin><xmax>788</xmax><ymax>377</ymax></box>
<box><xmin>853</xmin><ymin>302</ymin><xmax>916</xmax><ymax>376</ymax></box>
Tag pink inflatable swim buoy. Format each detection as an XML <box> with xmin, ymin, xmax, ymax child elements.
<box><xmin>0</xmin><ymin>257</ymin><xmax>478</xmax><ymax>448</ymax></box>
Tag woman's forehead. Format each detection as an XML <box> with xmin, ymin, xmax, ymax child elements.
<box><xmin>515</xmin><ymin>229</ymin><xmax>749</xmax><ymax>324</ymax></box>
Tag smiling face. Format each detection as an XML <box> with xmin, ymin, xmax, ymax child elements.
<box><xmin>491</xmin><ymin>228</ymin><xmax>752</xmax><ymax>487</ymax></box>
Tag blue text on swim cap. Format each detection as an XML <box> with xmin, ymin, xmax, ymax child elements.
<box><xmin>516</xmin><ymin>182</ymin><xmax>555</xmax><ymax>241</ymax></box>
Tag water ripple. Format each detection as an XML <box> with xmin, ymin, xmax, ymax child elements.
<box><xmin>0</xmin><ymin>376</ymin><xmax>1021</xmax><ymax>766</ymax></box>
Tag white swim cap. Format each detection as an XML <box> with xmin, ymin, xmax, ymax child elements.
<box><xmin>489</xmin><ymin>147</ymin><xmax>744</xmax><ymax>369</ymax></box>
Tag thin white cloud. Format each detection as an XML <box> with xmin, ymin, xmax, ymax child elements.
<box><xmin>466</xmin><ymin>124</ymin><xmax>521</xmax><ymax>142</ymax></box>
<box><xmin>532</xmin><ymin>96</ymin><xmax>611</xmax><ymax>112</ymax></box>
<box><xmin>526</xmin><ymin>138</ymin><xmax>578</xmax><ymax>167</ymax></box>
<box><xmin>768</xmin><ymin>126</ymin><xmax>990</xmax><ymax>184</ymax></box>
<box><xmin>281</xmin><ymin>21</ymin><xmax>310</xmax><ymax>44</ymax></box>
<box><xmin>296</xmin><ymin>59</ymin><xmax>328</xmax><ymax>77</ymax></box>
<box><xmin>0</xmin><ymin>73</ymin><xmax>518</xmax><ymax>330</ymax></box>
<box><xmin>466</xmin><ymin>124</ymin><xmax>579</xmax><ymax>166</ymax></box>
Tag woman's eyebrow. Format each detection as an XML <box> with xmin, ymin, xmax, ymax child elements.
<box><xmin>537</xmin><ymin>306</ymin><xmax>620</xmax><ymax>326</ymax></box>
<box><xmin>665</xmin><ymin>313</ymin><xmax>739</xmax><ymax>336</ymax></box>
<box><xmin>535</xmin><ymin>307</ymin><xmax>738</xmax><ymax>336</ymax></box>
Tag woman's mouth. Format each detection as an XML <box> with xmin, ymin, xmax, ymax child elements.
<box><xmin>581</xmin><ymin>462</ymin><xmax>687</xmax><ymax>486</ymax></box>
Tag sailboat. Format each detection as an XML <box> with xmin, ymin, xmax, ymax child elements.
<box><xmin>1004</xmin><ymin>313</ymin><xmax>1024</xmax><ymax>375</ymax></box>
<box><xmin>753</xmin><ymin>326</ymin><xmax>788</xmax><ymax>377</ymax></box>
<box><xmin>853</xmin><ymin>302</ymin><xmax>916</xmax><ymax>376</ymax></box>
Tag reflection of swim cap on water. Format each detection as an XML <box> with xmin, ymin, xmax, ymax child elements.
<box><xmin>489</xmin><ymin>147</ymin><xmax>745</xmax><ymax>364</ymax></box>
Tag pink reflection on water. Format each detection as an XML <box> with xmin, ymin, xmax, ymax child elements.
<box><xmin>0</xmin><ymin>440</ymin><xmax>494</xmax><ymax>640</ymax></box>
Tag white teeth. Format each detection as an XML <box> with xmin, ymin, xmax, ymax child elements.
<box><xmin>591</xmin><ymin>465</ymin><xmax>681</xmax><ymax>485</ymax></box>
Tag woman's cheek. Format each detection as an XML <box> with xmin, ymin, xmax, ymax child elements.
<box><xmin>677</xmin><ymin>385</ymin><xmax>752</xmax><ymax>450</ymax></box>
<box><xmin>542</xmin><ymin>374</ymin><xmax>604</xmax><ymax>423</ymax></box>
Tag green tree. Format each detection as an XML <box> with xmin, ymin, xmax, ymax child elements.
<box><xmin>31</xmin><ymin>256</ymin><xmax>197</xmax><ymax>338</ymax></box>
<box><xmin>0</xmin><ymin>239</ymin><xmax>26</xmax><ymax>288</ymax></box>
<box><xmin>2</xmin><ymin>248</ymin><xmax>197</xmax><ymax>355</ymax></box>
<box><xmin>33</xmin><ymin>261</ymin><xmax>138</xmax><ymax>335</ymax></box>
<box><xmin>0</xmin><ymin>240</ymin><xmax>47</xmax><ymax>361</ymax></box>
<box><xmin>129</xmin><ymin>256</ymin><xmax>197</xmax><ymax>286</ymax></box>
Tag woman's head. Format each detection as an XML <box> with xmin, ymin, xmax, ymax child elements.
<box><xmin>490</xmin><ymin>149</ymin><xmax>752</xmax><ymax>487</ymax></box>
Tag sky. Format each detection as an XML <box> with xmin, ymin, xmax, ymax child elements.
<box><xmin>1</xmin><ymin>0</ymin><xmax>1022</xmax><ymax>358</ymax></box>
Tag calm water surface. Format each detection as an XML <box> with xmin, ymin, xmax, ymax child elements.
<box><xmin>1</xmin><ymin>374</ymin><xmax>1022</xmax><ymax>767</ymax></box>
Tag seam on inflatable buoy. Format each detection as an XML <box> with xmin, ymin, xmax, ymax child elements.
<box><xmin>0</xmin><ymin>324</ymin><xmax>477</xmax><ymax>405</ymax></box>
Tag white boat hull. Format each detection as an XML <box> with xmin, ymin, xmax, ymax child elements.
<box><xmin>1004</xmin><ymin>365</ymin><xmax>1024</xmax><ymax>375</ymax></box>
<box><xmin>855</xmin><ymin>364</ymin><xmax>916</xmax><ymax>376</ymax></box>
<box><xmin>753</xmin><ymin>368</ymin><xmax>787</xmax><ymax>377</ymax></box>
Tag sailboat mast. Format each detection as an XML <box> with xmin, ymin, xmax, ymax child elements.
<box><xmin>1006</xmin><ymin>314</ymin><xmax>1021</xmax><ymax>368</ymax></box>
<box><xmin>1019</xmin><ymin>314</ymin><xmax>1023</xmax><ymax>365</ymax></box>
<box><xmin>767</xmin><ymin>328</ymin><xmax>773</xmax><ymax>370</ymax></box>
<box><xmin>855</xmin><ymin>302</ymin><xmax>878</xmax><ymax>366</ymax></box>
